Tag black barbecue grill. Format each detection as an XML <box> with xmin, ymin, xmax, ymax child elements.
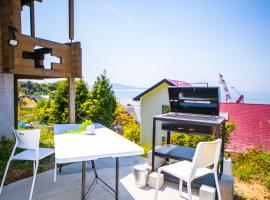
<box><xmin>162</xmin><ymin>87</ymin><xmax>221</xmax><ymax>134</ymax></box>
<box><xmin>151</xmin><ymin>86</ymin><xmax>226</xmax><ymax>185</ymax></box>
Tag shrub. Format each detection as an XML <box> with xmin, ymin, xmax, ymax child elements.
<box><xmin>170</xmin><ymin>121</ymin><xmax>236</xmax><ymax>148</ymax></box>
<box><xmin>123</xmin><ymin>123</ymin><xmax>140</xmax><ymax>143</ymax></box>
<box><xmin>0</xmin><ymin>137</ymin><xmax>15</xmax><ymax>174</ymax></box>
<box><xmin>230</xmin><ymin>148</ymin><xmax>270</xmax><ymax>189</ymax></box>
<box><xmin>64</xmin><ymin>120</ymin><xmax>93</xmax><ymax>134</ymax></box>
<box><xmin>222</xmin><ymin>122</ymin><xmax>236</xmax><ymax>149</ymax></box>
<box><xmin>114</xmin><ymin>102</ymin><xmax>141</xmax><ymax>143</ymax></box>
<box><xmin>0</xmin><ymin>137</ymin><xmax>33</xmax><ymax>176</ymax></box>
<box><xmin>113</xmin><ymin>103</ymin><xmax>135</xmax><ymax>127</ymax></box>
<box><xmin>139</xmin><ymin>144</ymin><xmax>152</xmax><ymax>158</ymax></box>
<box><xmin>170</xmin><ymin>133</ymin><xmax>214</xmax><ymax>148</ymax></box>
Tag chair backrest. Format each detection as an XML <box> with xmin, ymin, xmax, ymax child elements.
<box><xmin>13</xmin><ymin>128</ymin><xmax>40</xmax><ymax>150</ymax></box>
<box><xmin>53</xmin><ymin>124</ymin><xmax>81</xmax><ymax>135</ymax></box>
<box><xmin>190</xmin><ymin>139</ymin><xmax>222</xmax><ymax>179</ymax></box>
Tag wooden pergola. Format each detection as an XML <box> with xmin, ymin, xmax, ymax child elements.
<box><xmin>0</xmin><ymin>0</ymin><xmax>82</xmax><ymax>137</ymax></box>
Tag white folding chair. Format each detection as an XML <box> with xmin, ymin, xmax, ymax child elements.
<box><xmin>0</xmin><ymin>128</ymin><xmax>55</xmax><ymax>200</ymax></box>
<box><xmin>155</xmin><ymin>139</ymin><xmax>222</xmax><ymax>200</ymax></box>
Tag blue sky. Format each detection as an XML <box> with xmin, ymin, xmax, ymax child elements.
<box><xmin>21</xmin><ymin>0</ymin><xmax>270</xmax><ymax>92</ymax></box>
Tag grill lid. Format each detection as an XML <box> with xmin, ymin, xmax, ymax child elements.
<box><xmin>168</xmin><ymin>87</ymin><xmax>220</xmax><ymax>116</ymax></box>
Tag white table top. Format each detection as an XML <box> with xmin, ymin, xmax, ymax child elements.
<box><xmin>54</xmin><ymin>126</ymin><xmax>144</xmax><ymax>163</ymax></box>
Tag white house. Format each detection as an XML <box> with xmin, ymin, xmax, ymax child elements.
<box><xmin>133</xmin><ymin>79</ymin><xmax>191</xmax><ymax>144</ymax></box>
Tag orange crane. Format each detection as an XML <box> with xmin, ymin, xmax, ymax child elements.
<box><xmin>218</xmin><ymin>73</ymin><xmax>244</xmax><ymax>103</ymax></box>
<box><xmin>231</xmin><ymin>87</ymin><xmax>244</xmax><ymax>103</ymax></box>
<box><xmin>218</xmin><ymin>73</ymin><xmax>232</xmax><ymax>102</ymax></box>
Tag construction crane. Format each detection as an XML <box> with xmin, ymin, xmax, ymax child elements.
<box><xmin>218</xmin><ymin>73</ymin><xmax>232</xmax><ymax>102</ymax></box>
<box><xmin>231</xmin><ymin>87</ymin><xmax>244</xmax><ymax>103</ymax></box>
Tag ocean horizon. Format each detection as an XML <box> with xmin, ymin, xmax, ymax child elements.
<box><xmin>114</xmin><ymin>89</ymin><xmax>270</xmax><ymax>106</ymax></box>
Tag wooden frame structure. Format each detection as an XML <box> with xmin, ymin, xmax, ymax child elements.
<box><xmin>0</xmin><ymin>0</ymin><xmax>82</xmax><ymax>79</ymax></box>
<box><xmin>0</xmin><ymin>0</ymin><xmax>82</xmax><ymax>131</ymax></box>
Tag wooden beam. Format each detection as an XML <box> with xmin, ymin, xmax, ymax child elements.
<box><xmin>21</xmin><ymin>0</ymin><xmax>42</xmax><ymax>7</ymax></box>
<box><xmin>69</xmin><ymin>0</ymin><xmax>74</xmax><ymax>41</ymax></box>
<box><xmin>30</xmin><ymin>1</ymin><xmax>35</xmax><ymax>37</ymax></box>
<box><xmin>68</xmin><ymin>77</ymin><xmax>76</xmax><ymax>123</ymax></box>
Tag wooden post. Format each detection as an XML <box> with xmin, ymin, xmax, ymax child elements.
<box><xmin>30</xmin><ymin>1</ymin><xmax>35</xmax><ymax>37</ymax></box>
<box><xmin>69</xmin><ymin>0</ymin><xmax>74</xmax><ymax>41</ymax></box>
<box><xmin>68</xmin><ymin>77</ymin><xmax>76</xmax><ymax>123</ymax></box>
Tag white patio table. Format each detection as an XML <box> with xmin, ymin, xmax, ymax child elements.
<box><xmin>54</xmin><ymin>124</ymin><xmax>144</xmax><ymax>200</ymax></box>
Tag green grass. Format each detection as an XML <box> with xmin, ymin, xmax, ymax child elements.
<box><xmin>229</xmin><ymin>148</ymin><xmax>270</xmax><ymax>190</ymax></box>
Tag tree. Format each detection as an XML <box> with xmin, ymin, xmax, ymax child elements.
<box><xmin>113</xmin><ymin>103</ymin><xmax>135</xmax><ymax>127</ymax></box>
<box><xmin>113</xmin><ymin>103</ymin><xmax>141</xmax><ymax>143</ymax></box>
<box><xmin>75</xmin><ymin>79</ymin><xmax>90</xmax><ymax>123</ymax></box>
<box><xmin>51</xmin><ymin>80</ymin><xmax>69</xmax><ymax>124</ymax></box>
<box><xmin>36</xmin><ymin>79</ymin><xmax>90</xmax><ymax>124</ymax></box>
<box><xmin>82</xmin><ymin>71</ymin><xmax>117</xmax><ymax>127</ymax></box>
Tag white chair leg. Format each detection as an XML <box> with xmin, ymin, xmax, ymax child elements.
<box><xmin>179</xmin><ymin>179</ymin><xmax>183</xmax><ymax>197</ymax></box>
<box><xmin>187</xmin><ymin>181</ymin><xmax>192</xmax><ymax>200</ymax></box>
<box><xmin>54</xmin><ymin>162</ymin><xmax>57</xmax><ymax>183</ymax></box>
<box><xmin>29</xmin><ymin>160</ymin><xmax>39</xmax><ymax>200</ymax></box>
<box><xmin>0</xmin><ymin>159</ymin><xmax>12</xmax><ymax>195</ymax></box>
<box><xmin>154</xmin><ymin>169</ymin><xmax>161</xmax><ymax>200</ymax></box>
<box><xmin>214</xmin><ymin>172</ymin><xmax>222</xmax><ymax>200</ymax></box>
<box><xmin>33</xmin><ymin>161</ymin><xmax>35</xmax><ymax>174</ymax></box>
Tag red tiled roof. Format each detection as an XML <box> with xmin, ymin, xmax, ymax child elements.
<box><xmin>220</xmin><ymin>103</ymin><xmax>270</xmax><ymax>152</ymax></box>
<box><xmin>167</xmin><ymin>79</ymin><xmax>192</xmax><ymax>87</ymax></box>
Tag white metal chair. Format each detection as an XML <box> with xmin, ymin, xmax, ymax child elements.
<box><xmin>155</xmin><ymin>139</ymin><xmax>222</xmax><ymax>200</ymax></box>
<box><xmin>0</xmin><ymin>128</ymin><xmax>55</xmax><ymax>200</ymax></box>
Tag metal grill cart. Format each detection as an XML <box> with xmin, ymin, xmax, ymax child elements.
<box><xmin>151</xmin><ymin>87</ymin><xmax>226</xmax><ymax>187</ymax></box>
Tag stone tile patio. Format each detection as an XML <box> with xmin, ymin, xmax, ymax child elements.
<box><xmin>0</xmin><ymin>157</ymin><xmax>199</xmax><ymax>200</ymax></box>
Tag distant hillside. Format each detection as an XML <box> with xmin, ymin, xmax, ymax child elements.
<box><xmin>112</xmin><ymin>83</ymin><xmax>138</xmax><ymax>89</ymax></box>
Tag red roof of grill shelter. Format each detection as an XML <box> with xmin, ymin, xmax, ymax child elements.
<box><xmin>220</xmin><ymin>103</ymin><xmax>270</xmax><ymax>152</ymax></box>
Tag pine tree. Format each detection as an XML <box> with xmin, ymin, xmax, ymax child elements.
<box><xmin>75</xmin><ymin>79</ymin><xmax>90</xmax><ymax>123</ymax></box>
<box><xmin>83</xmin><ymin>70</ymin><xmax>117</xmax><ymax>127</ymax></box>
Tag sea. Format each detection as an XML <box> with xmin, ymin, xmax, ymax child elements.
<box><xmin>114</xmin><ymin>89</ymin><xmax>270</xmax><ymax>106</ymax></box>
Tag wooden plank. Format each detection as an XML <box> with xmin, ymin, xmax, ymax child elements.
<box><xmin>52</xmin><ymin>48</ymin><xmax>71</xmax><ymax>58</ymax></box>
<box><xmin>61</xmin><ymin>57</ymin><xmax>72</xmax><ymax>64</ymax></box>
<box><xmin>10</xmin><ymin>67</ymin><xmax>34</xmax><ymax>75</ymax></box>
<box><xmin>19</xmin><ymin>34</ymin><xmax>70</xmax><ymax>47</ymax></box>
<box><xmin>14</xmin><ymin>58</ymin><xmax>34</xmax><ymax>67</ymax></box>
<box><xmin>52</xmin><ymin>63</ymin><xmax>71</xmax><ymax>71</ymax></box>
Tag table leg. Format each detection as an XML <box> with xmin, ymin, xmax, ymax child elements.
<box><xmin>152</xmin><ymin>119</ymin><xmax>156</xmax><ymax>172</ymax></box>
<box><xmin>221</xmin><ymin>122</ymin><xmax>226</xmax><ymax>173</ymax></box>
<box><xmin>166</xmin><ymin>131</ymin><xmax>171</xmax><ymax>144</ymax></box>
<box><xmin>82</xmin><ymin>161</ymin><xmax>86</xmax><ymax>200</ymax></box>
<box><xmin>166</xmin><ymin>131</ymin><xmax>171</xmax><ymax>162</ymax></box>
<box><xmin>115</xmin><ymin>157</ymin><xmax>119</xmax><ymax>200</ymax></box>
<box><xmin>91</xmin><ymin>160</ymin><xmax>98</xmax><ymax>179</ymax></box>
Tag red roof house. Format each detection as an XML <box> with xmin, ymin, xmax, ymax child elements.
<box><xmin>220</xmin><ymin>103</ymin><xmax>270</xmax><ymax>152</ymax></box>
